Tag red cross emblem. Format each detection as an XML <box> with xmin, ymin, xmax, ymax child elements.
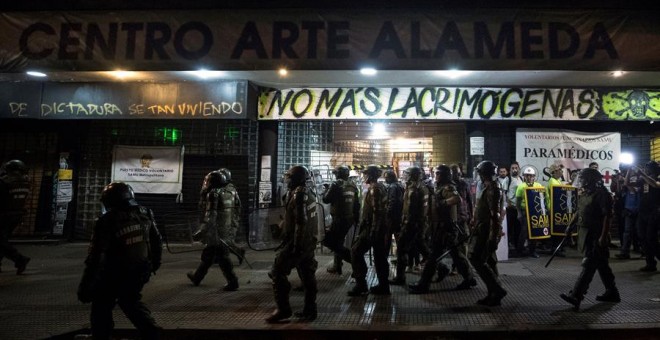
<box><xmin>602</xmin><ymin>170</ymin><xmax>612</xmax><ymax>184</ymax></box>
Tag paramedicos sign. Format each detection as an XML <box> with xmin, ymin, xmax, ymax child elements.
<box><xmin>1</xmin><ymin>9</ymin><xmax>660</xmax><ymax>72</ymax></box>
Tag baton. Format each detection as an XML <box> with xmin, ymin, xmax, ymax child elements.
<box><xmin>545</xmin><ymin>226</ymin><xmax>574</xmax><ymax>268</ymax></box>
<box><xmin>218</xmin><ymin>237</ymin><xmax>253</xmax><ymax>269</ymax></box>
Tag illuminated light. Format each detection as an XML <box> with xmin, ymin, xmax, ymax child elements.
<box><xmin>435</xmin><ymin>69</ymin><xmax>472</xmax><ymax>79</ymax></box>
<box><xmin>156</xmin><ymin>127</ymin><xmax>181</xmax><ymax>144</ymax></box>
<box><xmin>360</xmin><ymin>67</ymin><xmax>377</xmax><ymax>76</ymax></box>
<box><xmin>226</xmin><ymin>126</ymin><xmax>239</xmax><ymax>138</ymax></box>
<box><xmin>369</xmin><ymin>122</ymin><xmax>389</xmax><ymax>139</ymax></box>
<box><xmin>26</xmin><ymin>71</ymin><xmax>47</xmax><ymax>77</ymax></box>
<box><xmin>611</xmin><ymin>70</ymin><xmax>625</xmax><ymax>77</ymax></box>
<box><xmin>278</xmin><ymin>68</ymin><xmax>288</xmax><ymax>76</ymax></box>
<box><xmin>620</xmin><ymin>152</ymin><xmax>634</xmax><ymax>165</ymax></box>
<box><xmin>187</xmin><ymin>69</ymin><xmax>225</xmax><ymax>79</ymax></box>
<box><xmin>110</xmin><ymin>70</ymin><xmax>135</xmax><ymax>79</ymax></box>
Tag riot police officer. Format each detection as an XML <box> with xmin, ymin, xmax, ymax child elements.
<box><xmin>409</xmin><ymin>165</ymin><xmax>475</xmax><ymax>294</ymax></box>
<box><xmin>266</xmin><ymin>165</ymin><xmax>318</xmax><ymax>323</ymax></box>
<box><xmin>384</xmin><ymin>170</ymin><xmax>404</xmax><ymax>258</ymax></box>
<box><xmin>77</xmin><ymin>182</ymin><xmax>163</xmax><ymax>339</ymax></box>
<box><xmin>470</xmin><ymin>161</ymin><xmax>507</xmax><ymax>307</ymax></box>
<box><xmin>322</xmin><ymin>165</ymin><xmax>360</xmax><ymax>275</ymax></box>
<box><xmin>0</xmin><ymin>160</ymin><xmax>31</xmax><ymax>275</ymax></box>
<box><xmin>217</xmin><ymin>168</ymin><xmax>246</xmax><ymax>264</ymax></box>
<box><xmin>390</xmin><ymin>166</ymin><xmax>429</xmax><ymax>286</ymax></box>
<box><xmin>187</xmin><ymin>170</ymin><xmax>241</xmax><ymax>291</ymax></box>
<box><xmin>348</xmin><ymin>165</ymin><xmax>390</xmax><ymax>296</ymax></box>
<box><xmin>560</xmin><ymin>168</ymin><xmax>620</xmax><ymax>310</ymax></box>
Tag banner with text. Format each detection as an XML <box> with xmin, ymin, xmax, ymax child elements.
<box><xmin>2</xmin><ymin>9</ymin><xmax>660</xmax><ymax>72</ymax></box>
<box><xmin>111</xmin><ymin>145</ymin><xmax>184</xmax><ymax>194</ymax></box>
<box><xmin>515</xmin><ymin>129</ymin><xmax>621</xmax><ymax>188</ymax></box>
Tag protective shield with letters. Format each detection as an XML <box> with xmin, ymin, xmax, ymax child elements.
<box><xmin>550</xmin><ymin>185</ymin><xmax>578</xmax><ymax>236</ymax></box>
<box><xmin>524</xmin><ymin>187</ymin><xmax>551</xmax><ymax>240</ymax></box>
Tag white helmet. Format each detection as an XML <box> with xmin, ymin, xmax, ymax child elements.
<box><xmin>522</xmin><ymin>167</ymin><xmax>536</xmax><ymax>176</ymax></box>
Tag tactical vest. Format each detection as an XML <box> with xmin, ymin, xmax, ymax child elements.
<box><xmin>360</xmin><ymin>182</ymin><xmax>387</xmax><ymax>235</ymax></box>
<box><xmin>100</xmin><ymin>206</ymin><xmax>157</xmax><ymax>268</ymax></box>
<box><xmin>329</xmin><ymin>179</ymin><xmax>359</xmax><ymax>220</ymax></box>
<box><xmin>402</xmin><ymin>181</ymin><xmax>429</xmax><ymax>228</ymax></box>
<box><xmin>282</xmin><ymin>185</ymin><xmax>317</xmax><ymax>247</ymax></box>
<box><xmin>0</xmin><ymin>173</ymin><xmax>30</xmax><ymax>215</ymax></box>
<box><xmin>434</xmin><ymin>183</ymin><xmax>459</xmax><ymax>224</ymax></box>
<box><xmin>576</xmin><ymin>188</ymin><xmax>611</xmax><ymax>230</ymax></box>
<box><xmin>475</xmin><ymin>183</ymin><xmax>499</xmax><ymax>223</ymax></box>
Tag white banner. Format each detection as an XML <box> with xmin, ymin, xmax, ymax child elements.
<box><xmin>111</xmin><ymin>145</ymin><xmax>184</xmax><ymax>194</ymax></box>
<box><xmin>515</xmin><ymin>129</ymin><xmax>620</xmax><ymax>188</ymax></box>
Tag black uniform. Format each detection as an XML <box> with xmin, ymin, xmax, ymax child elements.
<box><xmin>77</xmin><ymin>205</ymin><xmax>163</xmax><ymax>339</ymax></box>
<box><xmin>0</xmin><ymin>170</ymin><xmax>31</xmax><ymax>273</ymax></box>
<box><xmin>391</xmin><ymin>179</ymin><xmax>429</xmax><ymax>284</ymax></box>
<box><xmin>385</xmin><ymin>179</ymin><xmax>404</xmax><ymax>254</ymax></box>
<box><xmin>349</xmin><ymin>180</ymin><xmax>390</xmax><ymax>295</ymax></box>
<box><xmin>267</xmin><ymin>184</ymin><xmax>318</xmax><ymax>321</ymax></box>
<box><xmin>637</xmin><ymin>169</ymin><xmax>660</xmax><ymax>271</ymax></box>
<box><xmin>322</xmin><ymin>178</ymin><xmax>360</xmax><ymax>273</ymax></box>
<box><xmin>561</xmin><ymin>185</ymin><xmax>619</xmax><ymax>308</ymax></box>
<box><xmin>188</xmin><ymin>184</ymin><xmax>240</xmax><ymax>290</ymax></box>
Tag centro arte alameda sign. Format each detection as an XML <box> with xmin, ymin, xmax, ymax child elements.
<box><xmin>258</xmin><ymin>87</ymin><xmax>660</xmax><ymax>121</ymax></box>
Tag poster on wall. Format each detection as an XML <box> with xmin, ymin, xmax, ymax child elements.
<box><xmin>515</xmin><ymin>129</ymin><xmax>620</xmax><ymax>188</ymax></box>
<box><xmin>111</xmin><ymin>145</ymin><xmax>184</xmax><ymax>194</ymax></box>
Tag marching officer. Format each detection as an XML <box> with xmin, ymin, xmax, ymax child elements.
<box><xmin>409</xmin><ymin>165</ymin><xmax>475</xmax><ymax>293</ymax></box>
<box><xmin>77</xmin><ymin>182</ymin><xmax>163</xmax><ymax>339</ymax></box>
<box><xmin>0</xmin><ymin>160</ymin><xmax>31</xmax><ymax>274</ymax></box>
<box><xmin>187</xmin><ymin>170</ymin><xmax>241</xmax><ymax>291</ymax></box>
<box><xmin>390</xmin><ymin>166</ymin><xmax>429</xmax><ymax>286</ymax></box>
<box><xmin>560</xmin><ymin>168</ymin><xmax>620</xmax><ymax>309</ymax></box>
<box><xmin>348</xmin><ymin>165</ymin><xmax>390</xmax><ymax>296</ymax></box>
<box><xmin>266</xmin><ymin>165</ymin><xmax>318</xmax><ymax>323</ymax></box>
<box><xmin>384</xmin><ymin>170</ymin><xmax>404</xmax><ymax>258</ymax></box>
<box><xmin>322</xmin><ymin>165</ymin><xmax>360</xmax><ymax>275</ymax></box>
<box><xmin>470</xmin><ymin>161</ymin><xmax>507</xmax><ymax>307</ymax></box>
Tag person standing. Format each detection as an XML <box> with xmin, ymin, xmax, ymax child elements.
<box><xmin>322</xmin><ymin>165</ymin><xmax>360</xmax><ymax>275</ymax></box>
<box><xmin>187</xmin><ymin>170</ymin><xmax>240</xmax><ymax>291</ymax></box>
<box><xmin>560</xmin><ymin>168</ymin><xmax>620</xmax><ymax>309</ymax></box>
<box><xmin>390</xmin><ymin>166</ymin><xmax>429</xmax><ymax>286</ymax></box>
<box><xmin>515</xmin><ymin>167</ymin><xmax>544</xmax><ymax>258</ymax></box>
<box><xmin>616</xmin><ymin>167</ymin><xmax>641</xmax><ymax>259</ymax></box>
<box><xmin>348</xmin><ymin>165</ymin><xmax>390</xmax><ymax>296</ymax></box>
<box><xmin>266</xmin><ymin>166</ymin><xmax>318</xmax><ymax>323</ymax></box>
<box><xmin>633</xmin><ymin>161</ymin><xmax>660</xmax><ymax>272</ymax></box>
<box><xmin>469</xmin><ymin>161</ymin><xmax>507</xmax><ymax>306</ymax></box>
<box><xmin>409</xmin><ymin>165</ymin><xmax>475</xmax><ymax>293</ymax></box>
<box><xmin>506</xmin><ymin>162</ymin><xmax>523</xmax><ymax>255</ymax></box>
<box><xmin>218</xmin><ymin>168</ymin><xmax>246</xmax><ymax>264</ymax></box>
<box><xmin>77</xmin><ymin>182</ymin><xmax>163</xmax><ymax>339</ymax></box>
<box><xmin>0</xmin><ymin>160</ymin><xmax>31</xmax><ymax>275</ymax></box>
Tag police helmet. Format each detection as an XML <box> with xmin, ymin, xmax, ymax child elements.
<box><xmin>576</xmin><ymin>168</ymin><xmax>603</xmax><ymax>191</ymax></box>
<box><xmin>101</xmin><ymin>182</ymin><xmax>138</xmax><ymax>210</ymax></box>
<box><xmin>206</xmin><ymin>170</ymin><xmax>228</xmax><ymax>189</ymax></box>
<box><xmin>522</xmin><ymin>167</ymin><xmax>536</xmax><ymax>176</ymax></box>
<box><xmin>362</xmin><ymin>165</ymin><xmax>383</xmax><ymax>183</ymax></box>
<box><xmin>218</xmin><ymin>168</ymin><xmax>232</xmax><ymax>182</ymax></box>
<box><xmin>407</xmin><ymin>166</ymin><xmax>422</xmax><ymax>181</ymax></box>
<box><xmin>333</xmin><ymin>165</ymin><xmax>350</xmax><ymax>180</ymax></box>
<box><xmin>645</xmin><ymin>161</ymin><xmax>660</xmax><ymax>176</ymax></box>
<box><xmin>286</xmin><ymin>165</ymin><xmax>310</xmax><ymax>189</ymax></box>
<box><xmin>2</xmin><ymin>159</ymin><xmax>27</xmax><ymax>175</ymax></box>
<box><xmin>476</xmin><ymin>161</ymin><xmax>498</xmax><ymax>180</ymax></box>
<box><xmin>435</xmin><ymin>164</ymin><xmax>452</xmax><ymax>184</ymax></box>
<box><xmin>384</xmin><ymin>170</ymin><xmax>398</xmax><ymax>184</ymax></box>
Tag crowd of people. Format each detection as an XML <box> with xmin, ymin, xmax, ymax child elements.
<box><xmin>2</xmin><ymin>156</ymin><xmax>658</xmax><ymax>338</ymax></box>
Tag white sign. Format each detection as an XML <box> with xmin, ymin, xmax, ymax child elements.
<box><xmin>111</xmin><ymin>145</ymin><xmax>184</xmax><ymax>194</ymax></box>
<box><xmin>470</xmin><ymin>136</ymin><xmax>485</xmax><ymax>156</ymax></box>
<box><xmin>259</xmin><ymin>182</ymin><xmax>272</xmax><ymax>204</ymax></box>
<box><xmin>515</xmin><ymin>129</ymin><xmax>620</xmax><ymax>188</ymax></box>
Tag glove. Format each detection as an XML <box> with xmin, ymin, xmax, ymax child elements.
<box><xmin>77</xmin><ymin>284</ymin><xmax>93</xmax><ymax>304</ymax></box>
<box><xmin>192</xmin><ymin>229</ymin><xmax>204</xmax><ymax>242</ymax></box>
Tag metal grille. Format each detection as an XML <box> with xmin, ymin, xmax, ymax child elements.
<box><xmin>74</xmin><ymin>120</ymin><xmax>259</xmax><ymax>242</ymax></box>
<box><xmin>0</xmin><ymin>127</ymin><xmax>59</xmax><ymax>236</ymax></box>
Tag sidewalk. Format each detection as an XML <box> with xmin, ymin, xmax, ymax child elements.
<box><xmin>0</xmin><ymin>242</ymin><xmax>658</xmax><ymax>340</ymax></box>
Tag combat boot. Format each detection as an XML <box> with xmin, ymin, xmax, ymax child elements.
<box><xmin>265</xmin><ymin>308</ymin><xmax>292</xmax><ymax>323</ymax></box>
<box><xmin>369</xmin><ymin>284</ymin><xmax>391</xmax><ymax>295</ymax></box>
<box><xmin>186</xmin><ymin>272</ymin><xmax>201</xmax><ymax>286</ymax></box>
<box><xmin>388</xmin><ymin>276</ymin><xmax>406</xmax><ymax>285</ymax></box>
<box><xmin>596</xmin><ymin>289</ymin><xmax>621</xmax><ymax>303</ymax></box>
<box><xmin>223</xmin><ymin>279</ymin><xmax>239</xmax><ymax>291</ymax></box>
<box><xmin>15</xmin><ymin>256</ymin><xmax>30</xmax><ymax>275</ymax></box>
<box><xmin>347</xmin><ymin>283</ymin><xmax>369</xmax><ymax>297</ymax></box>
<box><xmin>327</xmin><ymin>264</ymin><xmax>342</xmax><ymax>275</ymax></box>
<box><xmin>455</xmin><ymin>278</ymin><xmax>477</xmax><ymax>290</ymax></box>
<box><xmin>559</xmin><ymin>292</ymin><xmax>582</xmax><ymax>310</ymax></box>
<box><xmin>294</xmin><ymin>303</ymin><xmax>317</xmax><ymax>321</ymax></box>
<box><xmin>408</xmin><ymin>282</ymin><xmax>429</xmax><ymax>294</ymax></box>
